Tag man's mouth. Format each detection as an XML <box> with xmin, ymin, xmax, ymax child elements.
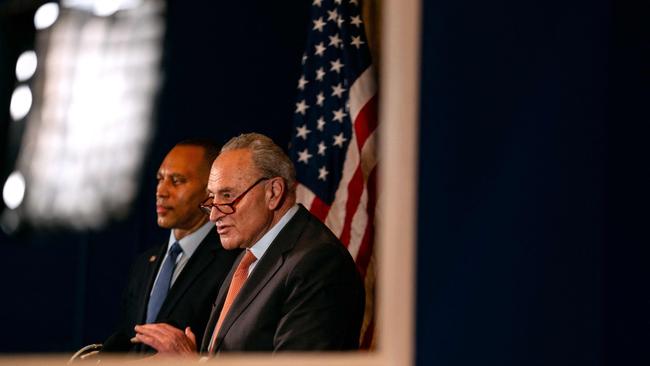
<box><xmin>156</xmin><ymin>205</ymin><xmax>171</xmax><ymax>214</ymax></box>
<box><xmin>216</xmin><ymin>224</ymin><xmax>231</xmax><ymax>235</ymax></box>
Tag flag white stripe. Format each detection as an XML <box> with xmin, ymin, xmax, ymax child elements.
<box><xmin>296</xmin><ymin>183</ymin><xmax>317</xmax><ymax>209</ymax></box>
<box><xmin>360</xmin><ymin>130</ymin><xmax>378</xmax><ymax>180</ymax></box>
<box><xmin>347</xmin><ymin>185</ymin><xmax>368</xmax><ymax>259</ymax></box>
<box><xmin>349</xmin><ymin>66</ymin><xmax>377</xmax><ymax>122</ymax></box>
<box><xmin>325</xmin><ymin>135</ymin><xmax>358</xmax><ymax>237</ymax></box>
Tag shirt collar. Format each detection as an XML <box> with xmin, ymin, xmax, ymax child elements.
<box><xmin>168</xmin><ymin>221</ymin><xmax>214</xmax><ymax>258</ymax></box>
<box><xmin>249</xmin><ymin>205</ymin><xmax>299</xmax><ymax>261</ymax></box>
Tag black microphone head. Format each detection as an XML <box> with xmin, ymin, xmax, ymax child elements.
<box><xmin>101</xmin><ymin>331</ymin><xmax>133</xmax><ymax>353</ymax></box>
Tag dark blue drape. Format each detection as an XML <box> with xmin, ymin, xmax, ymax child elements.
<box><xmin>417</xmin><ymin>0</ymin><xmax>648</xmax><ymax>364</ymax></box>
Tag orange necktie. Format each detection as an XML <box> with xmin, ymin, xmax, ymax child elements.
<box><xmin>208</xmin><ymin>250</ymin><xmax>257</xmax><ymax>353</ymax></box>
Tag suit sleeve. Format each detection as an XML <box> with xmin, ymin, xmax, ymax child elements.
<box><xmin>103</xmin><ymin>253</ymin><xmax>151</xmax><ymax>352</ymax></box>
<box><xmin>273</xmin><ymin>243</ymin><xmax>365</xmax><ymax>351</ymax></box>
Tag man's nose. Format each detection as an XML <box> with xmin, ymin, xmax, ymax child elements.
<box><xmin>209</xmin><ymin>207</ymin><xmax>225</xmax><ymax>222</ymax></box>
<box><xmin>156</xmin><ymin>181</ymin><xmax>169</xmax><ymax>198</ymax></box>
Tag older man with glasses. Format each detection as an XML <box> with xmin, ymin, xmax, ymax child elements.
<box><xmin>134</xmin><ymin>133</ymin><xmax>365</xmax><ymax>356</ymax></box>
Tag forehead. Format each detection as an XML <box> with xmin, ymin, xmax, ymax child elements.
<box><xmin>159</xmin><ymin>145</ymin><xmax>206</xmax><ymax>175</ymax></box>
<box><xmin>208</xmin><ymin>149</ymin><xmax>257</xmax><ymax>189</ymax></box>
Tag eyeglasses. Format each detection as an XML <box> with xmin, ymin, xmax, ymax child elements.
<box><xmin>199</xmin><ymin>177</ymin><xmax>270</xmax><ymax>215</ymax></box>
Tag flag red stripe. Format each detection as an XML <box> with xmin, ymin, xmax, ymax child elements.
<box><xmin>352</xmin><ymin>95</ymin><xmax>378</xmax><ymax>150</ymax></box>
<box><xmin>308</xmin><ymin>195</ymin><xmax>331</xmax><ymax>223</ymax></box>
<box><xmin>338</xmin><ymin>166</ymin><xmax>364</xmax><ymax>247</ymax></box>
<box><xmin>355</xmin><ymin>166</ymin><xmax>377</xmax><ymax>278</ymax></box>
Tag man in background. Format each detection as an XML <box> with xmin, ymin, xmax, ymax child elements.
<box><xmin>103</xmin><ymin>140</ymin><xmax>240</xmax><ymax>353</ymax></box>
<box><xmin>134</xmin><ymin>133</ymin><xmax>364</xmax><ymax>355</ymax></box>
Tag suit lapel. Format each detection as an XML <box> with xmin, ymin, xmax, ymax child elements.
<box><xmin>137</xmin><ymin>244</ymin><xmax>167</xmax><ymax>324</ymax></box>
<box><xmin>200</xmin><ymin>252</ymin><xmax>238</xmax><ymax>352</ymax></box>
<box><xmin>156</xmin><ymin>229</ymin><xmax>219</xmax><ymax>321</ymax></box>
<box><xmin>212</xmin><ymin>205</ymin><xmax>311</xmax><ymax>351</ymax></box>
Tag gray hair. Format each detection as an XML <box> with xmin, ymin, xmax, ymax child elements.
<box><xmin>222</xmin><ymin>133</ymin><xmax>296</xmax><ymax>191</ymax></box>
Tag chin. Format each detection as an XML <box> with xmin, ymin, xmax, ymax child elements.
<box><xmin>220</xmin><ymin>240</ymin><xmax>240</xmax><ymax>251</ymax></box>
<box><xmin>157</xmin><ymin>218</ymin><xmax>172</xmax><ymax>229</ymax></box>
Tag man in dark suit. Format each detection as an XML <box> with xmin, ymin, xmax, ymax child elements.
<box><xmin>134</xmin><ymin>133</ymin><xmax>364</xmax><ymax>355</ymax></box>
<box><xmin>103</xmin><ymin>140</ymin><xmax>240</xmax><ymax>353</ymax></box>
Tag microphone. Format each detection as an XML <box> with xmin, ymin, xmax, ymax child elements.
<box><xmin>101</xmin><ymin>331</ymin><xmax>133</xmax><ymax>352</ymax></box>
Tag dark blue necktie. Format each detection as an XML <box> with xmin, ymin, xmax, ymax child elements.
<box><xmin>146</xmin><ymin>242</ymin><xmax>183</xmax><ymax>323</ymax></box>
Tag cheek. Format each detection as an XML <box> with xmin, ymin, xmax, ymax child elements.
<box><xmin>227</xmin><ymin>215</ymin><xmax>253</xmax><ymax>242</ymax></box>
<box><xmin>175</xmin><ymin>190</ymin><xmax>197</xmax><ymax>211</ymax></box>
<box><xmin>236</xmin><ymin>212</ymin><xmax>265</xmax><ymax>241</ymax></box>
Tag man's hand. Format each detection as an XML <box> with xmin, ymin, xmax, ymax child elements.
<box><xmin>133</xmin><ymin>323</ymin><xmax>197</xmax><ymax>356</ymax></box>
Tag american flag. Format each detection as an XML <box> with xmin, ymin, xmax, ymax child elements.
<box><xmin>289</xmin><ymin>0</ymin><xmax>378</xmax><ymax>349</ymax></box>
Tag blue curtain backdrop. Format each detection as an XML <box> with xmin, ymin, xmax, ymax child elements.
<box><xmin>417</xmin><ymin>0</ymin><xmax>648</xmax><ymax>364</ymax></box>
<box><xmin>0</xmin><ymin>0</ymin><xmax>309</xmax><ymax>352</ymax></box>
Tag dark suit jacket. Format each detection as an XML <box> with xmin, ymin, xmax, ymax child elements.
<box><xmin>200</xmin><ymin>205</ymin><xmax>365</xmax><ymax>353</ymax></box>
<box><xmin>104</xmin><ymin>228</ymin><xmax>240</xmax><ymax>353</ymax></box>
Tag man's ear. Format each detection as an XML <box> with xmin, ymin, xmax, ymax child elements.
<box><xmin>267</xmin><ymin>178</ymin><xmax>286</xmax><ymax>210</ymax></box>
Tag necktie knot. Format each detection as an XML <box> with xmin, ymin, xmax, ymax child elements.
<box><xmin>168</xmin><ymin>241</ymin><xmax>183</xmax><ymax>260</ymax></box>
<box><xmin>238</xmin><ymin>250</ymin><xmax>257</xmax><ymax>272</ymax></box>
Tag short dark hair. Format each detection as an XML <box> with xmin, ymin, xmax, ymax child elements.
<box><xmin>176</xmin><ymin>138</ymin><xmax>220</xmax><ymax>166</ymax></box>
